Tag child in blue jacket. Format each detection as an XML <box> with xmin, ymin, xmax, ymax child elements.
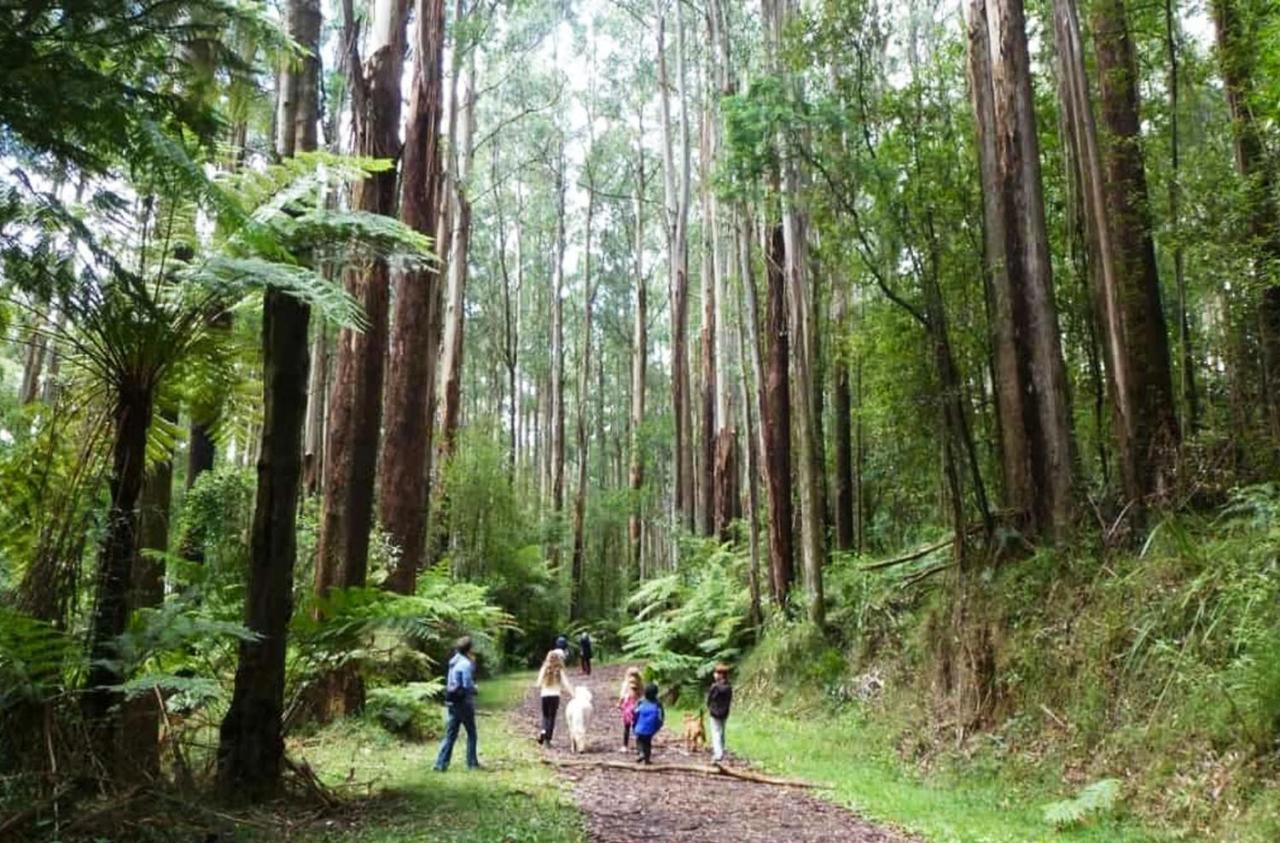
<box><xmin>632</xmin><ymin>681</ymin><xmax>664</xmax><ymax>764</ymax></box>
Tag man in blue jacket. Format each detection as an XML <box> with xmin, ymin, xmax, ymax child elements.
<box><xmin>434</xmin><ymin>636</ymin><xmax>480</xmax><ymax>771</ymax></box>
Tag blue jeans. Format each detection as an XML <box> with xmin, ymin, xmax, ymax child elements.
<box><xmin>434</xmin><ymin>700</ymin><xmax>478</xmax><ymax>770</ymax></box>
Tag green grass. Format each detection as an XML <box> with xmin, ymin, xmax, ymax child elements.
<box><xmin>262</xmin><ymin>673</ymin><xmax>584</xmax><ymax>843</ymax></box>
<box><xmin>728</xmin><ymin>702</ymin><xmax>1173</xmax><ymax>843</ymax></box>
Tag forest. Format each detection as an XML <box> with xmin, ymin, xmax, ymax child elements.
<box><xmin>2</xmin><ymin>0</ymin><xmax>1280</xmax><ymax>839</ymax></box>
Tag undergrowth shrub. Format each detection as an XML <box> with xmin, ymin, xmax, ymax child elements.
<box><xmin>619</xmin><ymin>536</ymin><xmax>751</xmax><ymax>695</ymax></box>
<box><xmin>438</xmin><ymin>426</ymin><xmax>566</xmax><ymax>667</ymax></box>
<box><xmin>739</xmin><ymin>618</ymin><xmax>845</xmax><ymax>708</ymax></box>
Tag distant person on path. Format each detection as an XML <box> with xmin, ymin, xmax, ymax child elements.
<box><xmin>536</xmin><ymin>649</ymin><xmax>575</xmax><ymax>746</ymax></box>
<box><xmin>555</xmin><ymin>633</ymin><xmax>570</xmax><ymax>659</ymax></box>
<box><xmin>433</xmin><ymin>636</ymin><xmax>480</xmax><ymax>771</ymax></box>
<box><xmin>579</xmin><ymin>631</ymin><xmax>593</xmax><ymax>675</ymax></box>
<box><xmin>706</xmin><ymin>663</ymin><xmax>733</xmax><ymax>763</ymax></box>
<box><xmin>632</xmin><ymin>681</ymin><xmax>664</xmax><ymax>764</ymax></box>
<box><xmin>617</xmin><ymin>666</ymin><xmax>643</xmax><ymax>752</ymax></box>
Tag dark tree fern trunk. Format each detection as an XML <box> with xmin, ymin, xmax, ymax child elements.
<box><xmin>217</xmin><ymin>0</ymin><xmax>319</xmax><ymax>800</ymax></box>
<box><xmin>83</xmin><ymin>386</ymin><xmax>153</xmax><ymax>760</ymax></box>
<box><xmin>218</xmin><ymin>291</ymin><xmax>310</xmax><ymax>799</ymax></box>
<box><xmin>121</xmin><ymin>407</ymin><xmax>175</xmax><ymax>778</ymax></box>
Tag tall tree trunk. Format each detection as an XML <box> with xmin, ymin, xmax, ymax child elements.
<box><xmin>378</xmin><ymin>0</ymin><xmax>447</xmax><ymax>593</ymax></box>
<box><xmin>734</xmin><ymin>241</ymin><xmax>764</xmax><ymax>626</ymax></box>
<box><xmin>656</xmin><ymin>0</ymin><xmax>694</xmax><ymax>532</ymax></box>
<box><xmin>1053</xmin><ymin>0</ymin><xmax>1179</xmax><ymax>503</ymax></box>
<box><xmin>302</xmin><ymin>321</ymin><xmax>328</xmax><ymax>495</ymax></box>
<box><xmin>629</xmin><ymin>129</ymin><xmax>647</xmax><ymax>583</ymax></box>
<box><xmin>1091</xmin><ymin>0</ymin><xmax>1180</xmax><ymax>500</ymax></box>
<box><xmin>762</xmin><ymin>222</ymin><xmax>793</xmax><ymax>604</ymax></box>
<box><xmin>832</xmin><ymin>286</ymin><xmax>855</xmax><ymax>551</ymax></box>
<box><xmin>699</xmin><ymin>105</ymin><xmax>717</xmax><ymax>537</ymax></box>
<box><xmin>218</xmin><ymin>0</ymin><xmax>318</xmax><ymax>798</ymax></box>
<box><xmin>318</xmin><ymin>0</ymin><xmax>409</xmax><ymax>608</ymax></box>
<box><xmin>708</xmin><ymin>0</ymin><xmax>739</xmax><ymax>541</ymax></box>
<box><xmin>549</xmin><ymin>146</ymin><xmax>568</xmax><ymax>567</ymax></box>
<box><xmin>1165</xmin><ymin>0</ymin><xmax>1199</xmax><ymax>435</ymax></box>
<box><xmin>570</xmin><ymin>162</ymin><xmax>598</xmax><ymax>619</ymax></box>
<box><xmin>968</xmin><ymin>0</ymin><xmax>1076</xmax><ymax>539</ymax></box>
<box><xmin>1211</xmin><ymin>0</ymin><xmax>1280</xmax><ymax>445</ymax></box>
<box><xmin>438</xmin><ymin>37</ymin><xmax>477</xmax><ymax>464</ymax></box>
<box><xmin>766</xmin><ymin>0</ymin><xmax>823</xmax><ymax>622</ymax></box>
<box><xmin>19</xmin><ymin>312</ymin><xmax>48</xmax><ymax>404</ymax></box>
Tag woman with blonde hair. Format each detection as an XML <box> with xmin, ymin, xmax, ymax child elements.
<box><xmin>535</xmin><ymin>648</ymin><xmax>574</xmax><ymax>745</ymax></box>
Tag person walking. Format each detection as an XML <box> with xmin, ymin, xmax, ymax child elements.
<box><xmin>535</xmin><ymin>649</ymin><xmax>574</xmax><ymax>746</ymax></box>
<box><xmin>579</xmin><ymin>631</ymin><xmax>593</xmax><ymax>675</ymax></box>
<box><xmin>617</xmin><ymin>666</ymin><xmax>643</xmax><ymax>752</ymax></box>
<box><xmin>434</xmin><ymin>636</ymin><xmax>480</xmax><ymax>771</ymax></box>
<box><xmin>706</xmin><ymin>663</ymin><xmax>733</xmax><ymax>763</ymax></box>
<box><xmin>632</xmin><ymin>681</ymin><xmax>664</xmax><ymax>764</ymax></box>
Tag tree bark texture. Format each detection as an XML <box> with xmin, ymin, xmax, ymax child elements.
<box><xmin>377</xmin><ymin>0</ymin><xmax>446</xmax><ymax>594</ymax></box>
<box><xmin>549</xmin><ymin>149</ymin><xmax>568</xmax><ymax>567</ymax></box>
<box><xmin>1211</xmin><ymin>0</ymin><xmax>1280</xmax><ymax>445</ymax></box>
<box><xmin>762</xmin><ymin>222</ymin><xmax>793</xmax><ymax>604</ymax></box>
<box><xmin>968</xmin><ymin>0</ymin><xmax>1076</xmax><ymax>539</ymax></box>
<box><xmin>1091</xmin><ymin>0</ymin><xmax>1180</xmax><ymax>500</ymax></box>
<box><xmin>629</xmin><ymin>134</ymin><xmax>647</xmax><ymax>582</ymax></box>
<box><xmin>319</xmin><ymin>0</ymin><xmax>409</xmax><ymax>603</ymax></box>
<box><xmin>570</xmin><ymin>169</ymin><xmax>598</xmax><ymax>619</ymax></box>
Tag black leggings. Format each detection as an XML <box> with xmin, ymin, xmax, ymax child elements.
<box><xmin>622</xmin><ymin>723</ymin><xmax>631</xmax><ymax>747</ymax></box>
<box><xmin>581</xmin><ymin>656</ymin><xmax>592</xmax><ymax>675</ymax></box>
<box><xmin>540</xmin><ymin>695</ymin><xmax>560</xmax><ymax>743</ymax></box>
<box><xmin>636</xmin><ymin>734</ymin><xmax>653</xmax><ymax>763</ymax></box>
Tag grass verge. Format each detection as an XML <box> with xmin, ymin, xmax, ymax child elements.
<box><xmin>268</xmin><ymin>673</ymin><xmax>584</xmax><ymax>843</ymax></box>
<box><xmin>727</xmin><ymin>702</ymin><xmax>1170</xmax><ymax>843</ymax></box>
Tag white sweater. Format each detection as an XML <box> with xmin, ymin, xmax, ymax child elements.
<box><xmin>536</xmin><ymin>664</ymin><xmax>575</xmax><ymax>698</ymax></box>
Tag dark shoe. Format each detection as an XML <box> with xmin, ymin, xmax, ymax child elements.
<box><xmin>433</xmin><ymin>766</ymin><xmax>447</xmax><ymax>772</ymax></box>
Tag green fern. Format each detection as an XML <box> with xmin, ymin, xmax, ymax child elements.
<box><xmin>1043</xmin><ymin>779</ymin><xmax>1122</xmax><ymax>829</ymax></box>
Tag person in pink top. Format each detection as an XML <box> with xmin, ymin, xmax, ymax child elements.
<box><xmin>617</xmin><ymin>666</ymin><xmax>643</xmax><ymax>752</ymax></box>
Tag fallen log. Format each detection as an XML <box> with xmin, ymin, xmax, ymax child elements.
<box><xmin>860</xmin><ymin>524</ymin><xmax>987</xmax><ymax>572</ymax></box>
<box><xmin>541</xmin><ymin>757</ymin><xmax>825</xmax><ymax>789</ymax></box>
<box><xmin>861</xmin><ymin>536</ymin><xmax>954</xmax><ymax>571</ymax></box>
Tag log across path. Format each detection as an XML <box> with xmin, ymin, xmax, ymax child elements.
<box><xmin>515</xmin><ymin>662</ymin><xmax>913</xmax><ymax>842</ymax></box>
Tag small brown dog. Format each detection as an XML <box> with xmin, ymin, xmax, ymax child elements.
<box><xmin>682</xmin><ymin>709</ymin><xmax>706</xmax><ymax>753</ymax></box>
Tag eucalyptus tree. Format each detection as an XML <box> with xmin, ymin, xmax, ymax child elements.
<box><xmin>967</xmin><ymin>0</ymin><xmax>1075</xmax><ymax>540</ymax></box>
<box><xmin>317</xmin><ymin>0</ymin><xmax>411</xmax><ymax>615</ymax></box>
<box><xmin>379</xmin><ymin>0</ymin><xmax>449</xmax><ymax>593</ymax></box>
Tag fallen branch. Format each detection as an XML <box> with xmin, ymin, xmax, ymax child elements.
<box><xmin>284</xmin><ymin>755</ymin><xmax>340</xmax><ymax>809</ymax></box>
<box><xmin>541</xmin><ymin>757</ymin><xmax>824</xmax><ymax>789</ymax></box>
<box><xmin>900</xmin><ymin>562</ymin><xmax>953</xmax><ymax>588</ymax></box>
<box><xmin>861</xmin><ymin>532</ymin><xmax>967</xmax><ymax>572</ymax></box>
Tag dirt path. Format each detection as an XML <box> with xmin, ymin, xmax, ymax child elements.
<box><xmin>514</xmin><ymin>663</ymin><xmax>912</xmax><ymax>842</ymax></box>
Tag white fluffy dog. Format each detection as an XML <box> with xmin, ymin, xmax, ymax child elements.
<box><xmin>565</xmin><ymin>686</ymin><xmax>594</xmax><ymax>754</ymax></box>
